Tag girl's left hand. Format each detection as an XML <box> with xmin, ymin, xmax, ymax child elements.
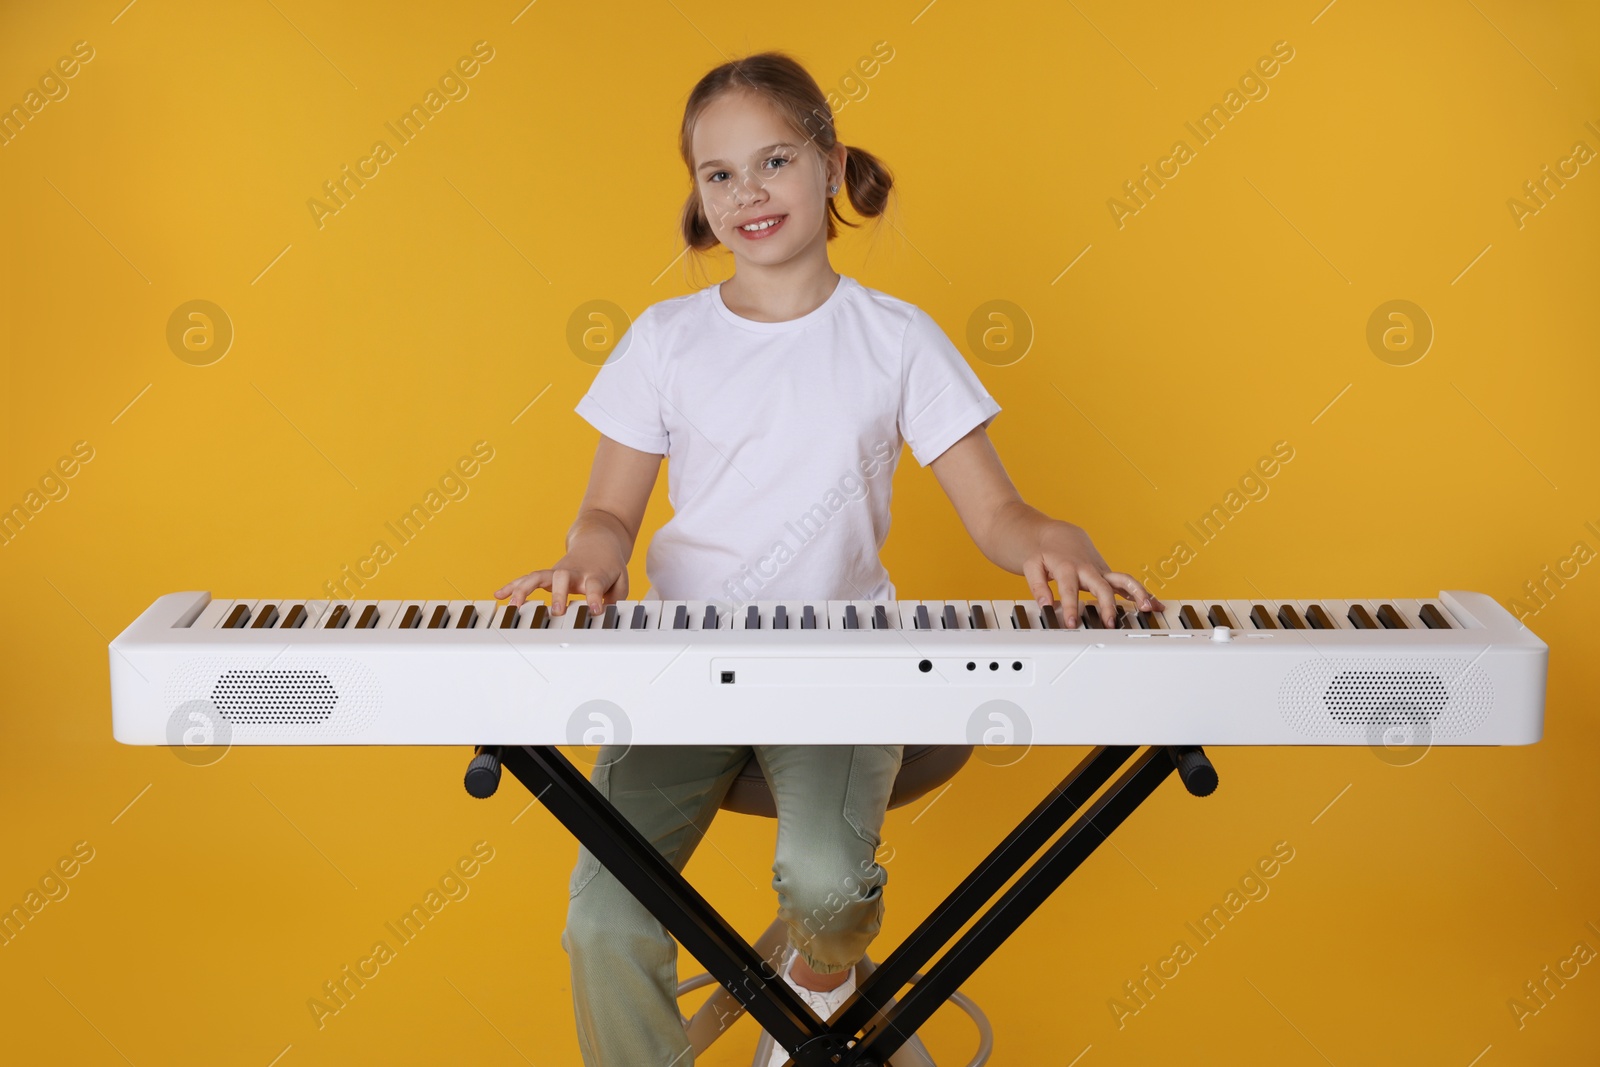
<box><xmin>1023</xmin><ymin>521</ymin><xmax>1165</xmax><ymax>628</ymax></box>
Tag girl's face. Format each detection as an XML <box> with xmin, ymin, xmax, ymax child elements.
<box><xmin>692</xmin><ymin>92</ymin><xmax>843</xmax><ymax>264</ymax></box>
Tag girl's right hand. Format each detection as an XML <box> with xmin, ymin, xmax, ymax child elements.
<box><xmin>493</xmin><ymin>550</ymin><xmax>628</xmax><ymax>616</ymax></box>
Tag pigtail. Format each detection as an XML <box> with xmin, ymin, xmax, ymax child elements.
<box><xmin>832</xmin><ymin>143</ymin><xmax>894</xmax><ymax>230</ymax></box>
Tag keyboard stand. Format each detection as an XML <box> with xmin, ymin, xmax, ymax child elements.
<box><xmin>491</xmin><ymin>743</ymin><xmax>1217</xmax><ymax>1067</ymax></box>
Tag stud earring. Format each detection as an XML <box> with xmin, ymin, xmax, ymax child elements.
<box><xmin>829</xmin><ymin>184</ymin><xmax>839</xmax><ymax>195</ymax></box>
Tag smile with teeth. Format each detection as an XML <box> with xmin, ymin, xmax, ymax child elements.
<box><xmin>739</xmin><ymin>215</ymin><xmax>785</xmax><ymax>232</ymax></box>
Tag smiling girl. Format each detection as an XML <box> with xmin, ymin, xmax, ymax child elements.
<box><xmin>494</xmin><ymin>51</ymin><xmax>1162</xmax><ymax>1067</ymax></box>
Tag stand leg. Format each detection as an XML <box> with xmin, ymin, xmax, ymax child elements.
<box><xmin>499</xmin><ymin>745</ymin><xmax>848</xmax><ymax>1063</ymax></box>
<box><xmin>844</xmin><ymin>747</ymin><xmax>1181</xmax><ymax>1066</ymax></box>
<box><xmin>837</xmin><ymin>745</ymin><xmax>1136</xmax><ymax>1041</ymax></box>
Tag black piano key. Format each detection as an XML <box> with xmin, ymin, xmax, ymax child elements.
<box><xmin>774</xmin><ymin>605</ymin><xmax>789</xmax><ymax>630</ymax></box>
<box><xmin>573</xmin><ymin>604</ymin><xmax>590</xmax><ymax>629</ymax></box>
<box><xmin>1012</xmin><ymin>605</ymin><xmax>1031</xmax><ymax>630</ymax></box>
<box><xmin>1136</xmin><ymin>610</ymin><xmax>1164</xmax><ymax>630</ymax></box>
<box><xmin>746</xmin><ymin>605</ymin><xmax>760</xmax><ymax>630</ymax></box>
<box><xmin>1347</xmin><ymin>604</ymin><xmax>1379</xmax><ymax>630</ymax></box>
<box><xmin>873</xmin><ymin>605</ymin><xmax>889</xmax><ymax>629</ymax></box>
<box><xmin>1376</xmin><ymin>604</ymin><xmax>1409</xmax><ymax>629</ymax></box>
<box><xmin>323</xmin><ymin>604</ymin><xmax>349</xmax><ymax>629</ymax></box>
<box><xmin>427</xmin><ymin>605</ymin><xmax>450</xmax><ymax>629</ymax></box>
<box><xmin>1276</xmin><ymin>605</ymin><xmax>1306</xmax><ymax>629</ymax></box>
<box><xmin>1419</xmin><ymin>603</ymin><xmax>1452</xmax><ymax>629</ymax></box>
<box><xmin>456</xmin><ymin>604</ymin><xmax>479</xmax><ymax>628</ymax></box>
<box><xmin>844</xmin><ymin>605</ymin><xmax>859</xmax><ymax>630</ymax></box>
<box><xmin>529</xmin><ymin>604</ymin><xmax>549</xmax><ymax>629</ymax></box>
<box><xmin>942</xmin><ymin>605</ymin><xmax>959</xmax><ymax>630</ymax></box>
<box><xmin>1207</xmin><ymin>604</ymin><xmax>1235</xmax><ymax>629</ymax></box>
<box><xmin>673</xmin><ymin>605</ymin><xmax>689</xmax><ymax>630</ymax></box>
<box><xmin>1113</xmin><ymin>605</ymin><xmax>1131</xmax><ymax>629</ymax></box>
<box><xmin>1178</xmin><ymin>605</ymin><xmax>1204</xmax><ymax>629</ymax></box>
<box><xmin>280</xmin><ymin>604</ymin><xmax>307</xmax><ymax>629</ymax></box>
<box><xmin>222</xmin><ymin>604</ymin><xmax>251</xmax><ymax>629</ymax></box>
<box><xmin>399</xmin><ymin>604</ymin><xmax>422</xmax><ymax>629</ymax></box>
<box><xmin>969</xmin><ymin>604</ymin><xmax>989</xmax><ymax>630</ymax></box>
<box><xmin>1248</xmin><ymin>605</ymin><xmax>1277</xmax><ymax>629</ymax></box>
<box><xmin>602</xmin><ymin>604</ymin><xmax>618</xmax><ymax>629</ymax></box>
<box><xmin>802</xmin><ymin>605</ymin><xmax>817</xmax><ymax>629</ymax></box>
<box><xmin>251</xmin><ymin>604</ymin><xmax>280</xmax><ymax>629</ymax></box>
<box><xmin>702</xmin><ymin>605</ymin><xmax>718</xmax><ymax>630</ymax></box>
<box><xmin>915</xmin><ymin>604</ymin><xmax>931</xmax><ymax>630</ymax></box>
<box><xmin>629</xmin><ymin>604</ymin><xmax>647</xmax><ymax>629</ymax></box>
<box><xmin>1081</xmin><ymin>604</ymin><xmax>1103</xmax><ymax>629</ymax></box>
<box><xmin>357</xmin><ymin>605</ymin><xmax>381</xmax><ymax>629</ymax></box>
<box><xmin>1040</xmin><ymin>604</ymin><xmax>1059</xmax><ymax>629</ymax></box>
<box><xmin>1304</xmin><ymin>604</ymin><xmax>1335</xmax><ymax>629</ymax></box>
<box><xmin>497</xmin><ymin>605</ymin><xmax>518</xmax><ymax>629</ymax></box>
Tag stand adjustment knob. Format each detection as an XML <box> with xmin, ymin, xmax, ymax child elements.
<box><xmin>1168</xmin><ymin>745</ymin><xmax>1219</xmax><ymax>797</ymax></box>
<box><xmin>465</xmin><ymin>745</ymin><xmax>503</xmax><ymax>799</ymax></box>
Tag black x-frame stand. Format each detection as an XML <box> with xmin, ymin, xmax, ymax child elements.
<box><xmin>468</xmin><ymin>743</ymin><xmax>1217</xmax><ymax>1067</ymax></box>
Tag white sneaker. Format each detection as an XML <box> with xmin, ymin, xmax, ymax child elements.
<box><xmin>764</xmin><ymin>950</ymin><xmax>856</xmax><ymax>1066</ymax></box>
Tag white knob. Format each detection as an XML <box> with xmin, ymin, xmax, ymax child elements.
<box><xmin>1211</xmin><ymin>625</ymin><xmax>1232</xmax><ymax>643</ymax></box>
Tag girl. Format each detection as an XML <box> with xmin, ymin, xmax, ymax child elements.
<box><xmin>494</xmin><ymin>51</ymin><xmax>1164</xmax><ymax>1067</ymax></box>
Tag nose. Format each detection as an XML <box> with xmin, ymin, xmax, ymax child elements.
<box><xmin>729</xmin><ymin>165</ymin><xmax>768</xmax><ymax>206</ymax></box>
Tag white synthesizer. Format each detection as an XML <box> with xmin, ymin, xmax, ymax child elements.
<box><xmin>108</xmin><ymin>590</ymin><xmax>1546</xmax><ymax>748</ymax></box>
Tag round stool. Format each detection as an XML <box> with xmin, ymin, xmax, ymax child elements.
<box><xmin>674</xmin><ymin>745</ymin><xmax>995</xmax><ymax>1066</ymax></box>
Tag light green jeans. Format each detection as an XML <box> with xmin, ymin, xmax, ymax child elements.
<box><xmin>562</xmin><ymin>744</ymin><xmax>904</xmax><ymax>1067</ymax></box>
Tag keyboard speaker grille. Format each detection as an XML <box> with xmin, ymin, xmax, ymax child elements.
<box><xmin>166</xmin><ymin>657</ymin><xmax>381</xmax><ymax>738</ymax></box>
<box><xmin>1277</xmin><ymin>657</ymin><xmax>1493</xmax><ymax>739</ymax></box>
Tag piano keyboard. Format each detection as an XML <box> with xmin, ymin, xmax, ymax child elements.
<box><xmin>109</xmin><ymin>590</ymin><xmax>1546</xmax><ymax>747</ymax></box>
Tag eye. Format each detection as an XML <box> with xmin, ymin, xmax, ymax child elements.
<box><xmin>705</xmin><ymin>156</ymin><xmax>792</xmax><ymax>184</ymax></box>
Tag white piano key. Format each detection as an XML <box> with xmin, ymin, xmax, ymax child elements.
<box><xmin>989</xmin><ymin>600</ymin><xmax>1027</xmax><ymax>630</ymax></box>
<box><xmin>938</xmin><ymin>600</ymin><xmax>971</xmax><ymax>630</ymax></box>
<box><xmin>733</xmin><ymin>601</ymin><xmax>789</xmax><ymax>630</ymax></box>
<box><xmin>377</xmin><ymin>601</ymin><xmax>409</xmax><ymax>629</ymax></box>
<box><xmin>1135</xmin><ymin>603</ymin><xmax>1171</xmax><ymax>630</ymax></box>
<box><xmin>545</xmin><ymin>601</ymin><xmax>583</xmax><ymax>630</ymax></box>
<box><xmin>1393</xmin><ymin>597</ymin><xmax>1437</xmax><ymax>629</ymax></box>
<box><xmin>1226</xmin><ymin>598</ymin><xmax>1261</xmax><ymax>631</ymax></box>
<box><xmin>241</xmin><ymin>599</ymin><xmax>279</xmax><ymax>628</ymax></box>
<box><xmin>1008</xmin><ymin>599</ymin><xmax>1047</xmax><ymax>630</ymax></box>
<box><xmin>618</xmin><ymin>599</ymin><xmax>658</xmax><ymax>630</ymax></box>
<box><xmin>967</xmin><ymin>601</ymin><xmax>1005</xmax><ymax>631</ymax></box>
<box><xmin>772</xmin><ymin>601</ymin><xmax>811</xmax><ymax>630</ymax></box>
<box><xmin>859</xmin><ymin>600</ymin><xmax>899</xmax><ymax>629</ymax></box>
<box><xmin>485</xmin><ymin>602</ymin><xmax>521</xmax><ymax>629</ymax></box>
<box><xmin>278</xmin><ymin>599</ymin><xmax>329</xmax><ymax>629</ymax></box>
<box><xmin>1388</xmin><ymin>598</ymin><xmax>1427</xmax><ymax>630</ymax></box>
<box><xmin>418</xmin><ymin>600</ymin><xmax>453</xmax><ymax>629</ymax></box>
<box><xmin>194</xmin><ymin>598</ymin><xmax>238</xmax><ymax>629</ymax></box>
<box><xmin>219</xmin><ymin>599</ymin><xmax>260</xmax><ymax>628</ymax></box>
<box><xmin>318</xmin><ymin>601</ymin><xmax>354</xmax><ymax>629</ymax></box>
<box><xmin>1246</xmin><ymin>599</ymin><xmax>1290</xmax><ymax>630</ymax></box>
<box><xmin>659</xmin><ymin>600</ymin><xmax>722</xmax><ymax>630</ymax></box>
<box><xmin>466</xmin><ymin>600</ymin><xmax>498</xmax><ymax>629</ymax></box>
<box><xmin>1298</xmin><ymin>598</ymin><xmax>1351</xmax><ymax>630</ymax></box>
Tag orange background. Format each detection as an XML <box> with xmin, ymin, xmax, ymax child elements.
<box><xmin>2</xmin><ymin>1</ymin><xmax>1597</xmax><ymax>1064</ymax></box>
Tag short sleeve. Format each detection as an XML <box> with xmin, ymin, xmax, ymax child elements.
<box><xmin>898</xmin><ymin>307</ymin><xmax>1002</xmax><ymax>466</ymax></box>
<box><xmin>574</xmin><ymin>310</ymin><xmax>670</xmax><ymax>455</ymax></box>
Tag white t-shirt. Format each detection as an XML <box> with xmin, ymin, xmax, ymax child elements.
<box><xmin>574</xmin><ymin>274</ymin><xmax>1001</xmax><ymax>608</ymax></box>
